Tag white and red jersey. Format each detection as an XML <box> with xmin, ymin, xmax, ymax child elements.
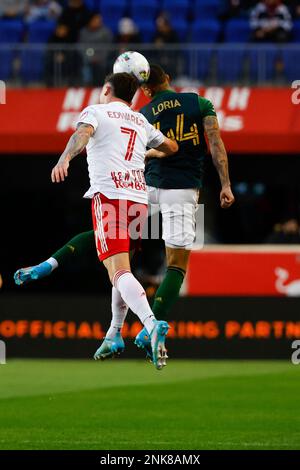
<box><xmin>76</xmin><ymin>101</ymin><xmax>164</xmax><ymax>204</ymax></box>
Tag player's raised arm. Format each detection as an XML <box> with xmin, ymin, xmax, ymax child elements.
<box><xmin>146</xmin><ymin>137</ymin><xmax>178</xmax><ymax>159</ymax></box>
<box><xmin>203</xmin><ymin>115</ymin><xmax>235</xmax><ymax>209</ymax></box>
<box><xmin>51</xmin><ymin>123</ymin><xmax>94</xmax><ymax>183</ymax></box>
<box><xmin>144</xmin><ymin>119</ymin><xmax>178</xmax><ymax>159</ymax></box>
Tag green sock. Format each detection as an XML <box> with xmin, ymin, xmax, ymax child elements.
<box><xmin>51</xmin><ymin>230</ymin><xmax>95</xmax><ymax>265</ymax></box>
<box><xmin>152</xmin><ymin>266</ymin><xmax>186</xmax><ymax>320</ymax></box>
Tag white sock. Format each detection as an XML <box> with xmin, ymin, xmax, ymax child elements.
<box><xmin>45</xmin><ymin>257</ymin><xmax>58</xmax><ymax>271</ymax></box>
<box><xmin>113</xmin><ymin>270</ymin><xmax>156</xmax><ymax>335</ymax></box>
<box><xmin>106</xmin><ymin>287</ymin><xmax>128</xmax><ymax>339</ymax></box>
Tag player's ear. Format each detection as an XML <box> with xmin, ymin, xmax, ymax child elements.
<box><xmin>104</xmin><ymin>84</ymin><xmax>112</xmax><ymax>96</ymax></box>
<box><xmin>141</xmin><ymin>86</ymin><xmax>152</xmax><ymax>98</ymax></box>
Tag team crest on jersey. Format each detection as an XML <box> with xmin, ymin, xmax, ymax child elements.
<box><xmin>139</xmin><ymin>70</ymin><xmax>149</xmax><ymax>81</ymax></box>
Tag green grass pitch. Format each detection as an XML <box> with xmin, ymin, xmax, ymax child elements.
<box><xmin>0</xmin><ymin>359</ymin><xmax>300</xmax><ymax>450</ymax></box>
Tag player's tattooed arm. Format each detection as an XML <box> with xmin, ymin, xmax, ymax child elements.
<box><xmin>203</xmin><ymin>116</ymin><xmax>235</xmax><ymax>209</ymax></box>
<box><xmin>51</xmin><ymin>124</ymin><xmax>94</xmax><ymax>183</ymax></box>
<box><xmin>203</xmin><ymin>116</ymin><xmax>230</xmax><ymax>186</ymax></box>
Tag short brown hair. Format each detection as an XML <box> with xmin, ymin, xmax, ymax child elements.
<box><xmin>104</xmin><ymin>73</ymin><xmax>139</xmax><ymax>103</ymax></box>
<box><xmin>146</xmin><ymin>64</ymin><xmax>168</xmax><ymax>87</ymax></box>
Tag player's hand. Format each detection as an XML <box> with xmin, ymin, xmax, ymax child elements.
<box><xmin>145</xmin><ymin>149</ymin><xmax>168</xmax><ymax>159</ymax></box>
<box><xmin>51</xmin><ymin>157</ymin><xmax>70</xmax><ymax>183</ymax></box>
<box><xmin>220</xmin><ymin>185</ymin><xmax>235</xmax><ymax>209</ymax></box>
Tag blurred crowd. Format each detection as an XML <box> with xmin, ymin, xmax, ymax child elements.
<box><xmin>1</xmin><ymin>0</ymin><xmax>300</xmax><ymax>85</ymax></box>
<box><xmin>265</xmin><ymin>218</ymin><xmax>300</xmax><ymax>244</ymax></box>
<box><xmin>1</xmin><ymin>1</ymin><xmax>299</xmax><ymax>44</ymax></box>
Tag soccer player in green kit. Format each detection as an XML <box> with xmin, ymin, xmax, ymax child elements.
<box><xmin>135</xmin><ymin>65</ymin><xmax>235</xmax><ymax>356</ymax></box>
<box><xmin>14</xmin><ymin>64</ymin><xmax>235</xmax><ymax>359</ymax></box>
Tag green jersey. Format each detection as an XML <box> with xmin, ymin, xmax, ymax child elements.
<box><xmin>140</xmin><ymin>90</ymin><xmax>216</xmax><ymax>189</ymax></box>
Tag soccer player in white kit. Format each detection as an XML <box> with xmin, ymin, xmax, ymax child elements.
<box><xmin>51</xmin><ymin>73</ymin><xmax>178</xmax><ymax>369</ymax></box>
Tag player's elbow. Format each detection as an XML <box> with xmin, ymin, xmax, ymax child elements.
<box><xmin>154</xmin><ymin>138</ymin><xmax>178</xmax><ymax>157</ymax></box>
<box><xmin>170</xmin><ymin>139</ymin><xmax>179</xmax><ymax>154</ymax></box>
<box><xmin>165</xmin><ymin>138</ymin><xmax>178</xmax><ymax>156</ymax></box>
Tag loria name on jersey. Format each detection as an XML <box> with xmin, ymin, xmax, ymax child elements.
<box><xmin>152</xmin><ymin>99</ymin><xmax>181</xmax><ymax>116</ymax></box>
<box><xmin>107</xmin><ymin>111</ymin><xmax>145</xmax><ymax>127</ymax></box>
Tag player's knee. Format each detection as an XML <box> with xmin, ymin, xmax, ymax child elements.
<box><xmin>103</xmin><ymin>253</ymin><xmax>131</xmax><ymax>284</ymax></box>
<box><xmin>103</xmin><ymin>261</ymin><xmax>120</xmax><ymax>285</ymax></box>
<box><xmin>166</xmin><ymin>248</ymin><xmax>190</xmax><ymax>271</ymax></box>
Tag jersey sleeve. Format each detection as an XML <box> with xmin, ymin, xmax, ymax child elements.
<box><xmin>198</xmin><ymin>97</ymin><xmax>217</xmax><ymax>119</ymax></box>
<box><xmin>144</xmin><ymin>120</ymin><xmax>165</xmax><ymax>148</ymax></box>
<box><xmin>76</xmin><ymin>106</ymin><xmax>99</xmax><ymax>133</ymax></box>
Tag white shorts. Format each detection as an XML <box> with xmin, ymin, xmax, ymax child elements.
<box><xmin>147</xmin><ymin>186</ymin><xmax>200</xmax><ymax>250</ymax></box>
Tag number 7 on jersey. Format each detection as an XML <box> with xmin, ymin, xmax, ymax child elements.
<box><xmin>120</xmin><ymin>127</ymin><xmax>137</xmax><ymax>161</ymax></box>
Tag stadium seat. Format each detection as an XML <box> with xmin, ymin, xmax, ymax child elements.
<box><xmin>100</xmin><ymin>0</ymin><xmax>127</xmax><ymax>23</ymax></box>
<box><xmin>0</xmin><ymin>20</ymin><xmax>24</xmax><ymax>80</ymax></box>
<box><xmin>190</xmin><ymin>19</ymin><xmax>221</xmax><ymax>43</ymax></box>
<box><xmin>292</xmin><ymin>20</ymin><xmax>300</xmax><ymax>42</ymax></box>
<box><xmin>20</xmin><ymin>21</ymin><xmax>57</xmax><ymax>82</ymax></box>
<box><xmin>194</xmin><ymin>0</ymin><xmax>223</xmax><ymax>19</ymax></box>
<box><xmin>0</xmin><ymin>20</ymin><xmax>24</xmax><ymax>43</ymax></box>
<box><xmin>135</xmin><ymin>20</ymin><xmax>156</xmax><ymax>42</ymax></box>
<box><xmin>224</xmin><ymin>19</ymin><xmax>251</xmax><ymax>43</ymax></box>
<box><xmin>84</xmin><ymin>0</ymin><xmax>98</xmax><ymax>9</ymax></box>
<box><xmin>101</xmin><ymin>18</ymin><xmax>120</xmax><ymax>34</ymax></box>
<box><xmin>282</xmin><ymin>50</ymin><xmax>300</xmax><ymax>81</ymax></box>
<box><xmin>171</xmin><ymin>19</ymin><xmax>189</xmax><ymax>42</ymax></box>
<box><xmin>26</xmin><ymin>20</ymin><xmax>56</xmax><ymax>43</ymax></box>
<box><xmin>161</xmin><ymin>0</ymin><xmax>190</xmax><ymax>19</ymax></box>
<box><xmin>100</xmin><ymin>0</ymin><xmax>128</xmax><ymax>34</ymax></box>
<box><xmin>217</xmin><ymin>49</ymin><xmax>245</xmax><ymax>82</ymax></box>
<box><xmin>130</xmin><ymin>0</ymin><xmax>158</xmax><ymax>21</ymax></box>
<box><xmin>61</xmin><ymin>0</ymin><xmax>99</xmax><ymax>6</ymax></box>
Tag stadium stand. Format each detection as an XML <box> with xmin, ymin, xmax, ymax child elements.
<box><xmin>224</xmin><ymin>18</ymin><xmax>251</xmax><ymax>42</ymax></box>
<box><xmin>190</xmin><ymin>19</ymin><xmax>221</xmax><ymax>42</ymax></box>
<box><xmin>249</xmin><ymin>46</ymin><xmax>279</xmax><ymax>82</ymax></box>
<box><xmin>170</xmin><ymin>18</ymin><xmax>189</xmax><ymax>42</ymax></box>
<box><xmin>282</xmin><ymin>49</ymin><xmax>300</xmax><ymax>81</ymax></box>
<box><xmin>134</xmin><ymin>19</ymin><xmax>155</xmax><ymax>42</ymax></box>
<box><xmin>0</xmin><ymin>0</ymin><xmax>299</xmax><ymax>84</ymax></box>
<box><xmin>20</xmin><ymin>20</ymin><xmax>56</xmax><ymax>82</ymax></box>
<box><xmin>130</xmin><ymin>0</ymin><xmax>158</xmax><ymax>22</ymax></box>
<box><xmin>162</xmin><ymin>0</ymin><xmax>190</xmax><ymax>19</ymax></box>
<box><xmin>194</xmin><ymin>0</ymin><xmax>224</xmax><ymax>19</ymax></box>
<box><xmin>293</xmin><ymin>19</ymin><xmax>300</xmax><ymax>41</ymax></box>
<box><xmin>219</xmin><ymin>19</ymin><xmax>250</xmax><ymax>83</ymax></box>
<box><xmin>99</xmin><ymin>0</ymin><xmax>127</xmax><ymax>33</ymax></box>
<box><xmin>0</xmin><ymin>20</ymin><xmax>24</xmax><ymax>80</ymax></box>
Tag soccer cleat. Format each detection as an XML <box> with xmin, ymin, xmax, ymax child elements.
<box><xmin>150</xmin><ymin>320</ymin><xmax>170</xmax><ymax>371</ymax></box>
<box><xmin>94</xmin><ymin>332</ymin><xmax>125</xmax><ymax>361</ymax></box>
<box><xmin>134</xmin><ymin>327</ymin><xmax>153</xmax><ymax>362</ymax></box>
<box><xmin>14</xmin><ymin>262</ymin><xmax>52</xmax><ymax>286</ymax></box>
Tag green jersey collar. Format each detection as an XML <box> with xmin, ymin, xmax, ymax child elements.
<box><xmin>152</xmin><ymin>89</ymin><xmax>175</xmax><ymax>100</ymax></box>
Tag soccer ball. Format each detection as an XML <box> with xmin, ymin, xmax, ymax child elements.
<box><xmin>113</xmin><ymin>51</ymin><xmax>150</xmax><ymax>84</ymax></box>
